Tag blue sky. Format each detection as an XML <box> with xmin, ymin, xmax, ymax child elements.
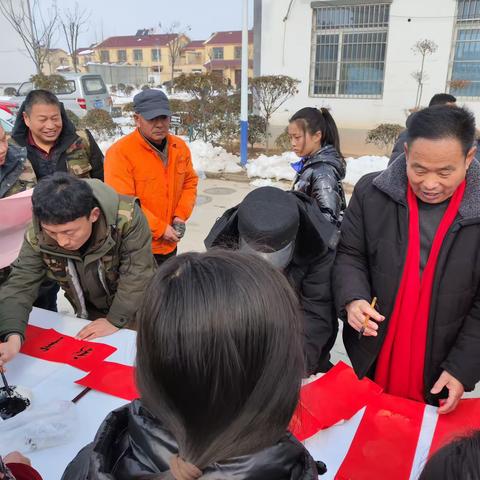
<box><xmin>57</xmin><ymin>0</ymin><xmax>254</xmax><ymax>48</ymax></box>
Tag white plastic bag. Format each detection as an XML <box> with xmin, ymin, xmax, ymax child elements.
<box><xmin>0</xmin><ymin>400</ymin><xmax>77</xmax><ymax>454</ymax></box>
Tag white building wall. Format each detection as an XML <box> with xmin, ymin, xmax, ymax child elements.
<box><xmin>0</xmin><ymin>12</ymin><xmax>35</xmax><ymax>89</ymax></box>
<box><xmin>258</xmin><ymin>0</ymin><xmax>480</xmax><ymax>153</ymax></box>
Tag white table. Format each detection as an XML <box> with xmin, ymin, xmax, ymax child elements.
<box><xmin>4</xmin><ymin>307</ymin><xmax>135</xmax><ymax>479</ymax></box>
<box><xmin>0</xmin><ymin>308</ymin><xmax>457</xmax><ymax>480</ymax></box>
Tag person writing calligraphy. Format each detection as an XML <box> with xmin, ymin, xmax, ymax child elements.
<box><xmin>333</xmin><ymin>105</ymin><xmax>480</xmax><ymax>413</ymax></box>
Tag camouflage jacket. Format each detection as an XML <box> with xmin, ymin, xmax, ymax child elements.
<box><xmin>10</xmin><ymin>101</ymin><xmax>104</xmax><ymax>181</ymax></box>
<box><xmin>0</xmin><ymin>180</ymin><xmax>156</xmax><ymax>340</ymax></box>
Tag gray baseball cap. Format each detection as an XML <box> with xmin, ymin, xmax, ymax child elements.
<box><xmin>133</xmin><ymin>89</ymin><xmax>171</xmax><ymax>120</ymax></box>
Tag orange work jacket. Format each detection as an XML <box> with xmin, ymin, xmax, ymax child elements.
<box><xmin>105</xmin><ymin>129</ymin><xmax>198</xmax><ymax>254</ymax></box>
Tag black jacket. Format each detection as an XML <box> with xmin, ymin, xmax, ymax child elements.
<box><xmin>205</xmin><ymin>192</ymin><xmax>339</xmax><ymax>374</ymax></box>
<box><xmin>292</xmin><ymin>145</ymin><xmax>346</xmax><ymax>226</ymax></box>
<box><xmin>11</xmin><ymin>102</ymin><xmax>104</xmax><ymax>180</ymax></box>
<box><xmin>62</xmin><ymin>400</ymin><xmax>318</xmax><ymax>480</ymax></box>
<box><xmin>333</xmin><ymin>157</ymin><xmax>480</xmax><ymax>405</ymax></box>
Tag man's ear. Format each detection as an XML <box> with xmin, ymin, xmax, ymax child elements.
<box><xmin>89</xmin><ymin>207</ymin><xmax>101</xmax><ymax>223</ymax></box>
<box><xmin>403</xmin><ymin>142</ymin><xmax>409</xmax><ymax>160</ymax></box>
<box><xmin>23</xmin><ymin>111</ymin><xmax>30</xmax><ymax>128</ymax></box>
<box><xmin>466</xmin><ymin>144</ymin><xmax>477</xmax><ymax>170</ymax></box>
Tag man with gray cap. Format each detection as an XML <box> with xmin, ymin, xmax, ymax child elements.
<box><xmin>105</xmin><ymin>89</ymin><xmax>198</xmax><ymax>264</ymax></box>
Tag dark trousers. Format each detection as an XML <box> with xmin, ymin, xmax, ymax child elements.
<box><xmin>33</xmin><ymin>279</ymin><xmax>60</xmax><ymax>312</ymax></box>
<box><xmin>154</xmin><ymin>248</ymin><xmax>177</xmax><ymax>267</ymax></box>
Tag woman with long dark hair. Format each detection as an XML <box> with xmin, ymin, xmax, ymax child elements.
<box><xmin>62</xmin><ymin>251</ymin><xmax>319</xmax><ymax>479</ymax></box>
<box><xmin>289</xmin><ymin>107</ymin><xmax>346</xmax><ymax>226</ymax></box>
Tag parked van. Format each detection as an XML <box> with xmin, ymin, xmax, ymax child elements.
<box><xmin>9</xmin><ymin>73</ymin><xmax>112</xmax><ymax>118</ymax></box>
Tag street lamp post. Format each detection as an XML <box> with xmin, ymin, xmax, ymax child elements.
<box><xmin>240</xmin><ymin>0</ymin><xmax>249</xmax><ymax>167</ymax></box>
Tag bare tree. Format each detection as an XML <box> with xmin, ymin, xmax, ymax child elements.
<box><xmin>161</xmin><ymin>21</ymin><xmax>191</xmax><ymax>85</ymax></box>
<box><xmin>0</xmin><ymin>0</ymin><xmax>58</xmax><ymax>74</ymax></box>
<box><xmin>411</xmin><ymin>39</ymin><xmax>438</xmax><ymax>108</ymax></box>
<box><xmin>60</xmin><ymin>2</ymin><xmax>90</xmax><ymax>73</ymax></box>
<box><xmin>251</xmin><ymin>75</ymin><xmax>300</xmax><ymax>148</ymax></box>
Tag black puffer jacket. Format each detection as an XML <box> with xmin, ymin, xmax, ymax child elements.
<box><xmin>292</xmin><ymin>145</ymin><xmax>346</xmax><ymax>226</ymax></box>
<box><xmin>62</xmin><ymin>400</ymin><xmax>319</xmax><ymax>480</ymax></box>
<box><xmin>205</xmin><ymin>192</ymin><xmax>339</xmax><ymax>374</ymax></box>
<box><xmin>11</xmin><ymin>102</ymin><xmax>104</xmax><ymax>180</ymax></box>
<box><xmin>333</xmin><ymin>157</ymin><xmax>480</xmax><ymax>405</ymax></box>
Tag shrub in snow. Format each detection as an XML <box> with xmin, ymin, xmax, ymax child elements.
<box><xmin>80</xmin><ymin>109</ymin><xmax>118</xmax><ymax>139</ymax></box>
<box><xmin>366</xmin><ymin>123</ymin><xmax>404</xmax><ymax>154</ymax></box>
<box><xmin>110</xmin><ymin>85</ymin><xmax>117</xmax><ymax>94</ymax></box>
<box><xmin>117</xmin><ymin>83</ymin><xmax>126</xmax><ymax>93</ymax></box>
<box><xmin>248</xmin><ymin>115</ymin><xmax>267</xmax><ymax>148</ymax></box>
<box><xmin>141</xmin><ymin>84</ymin><xmax>150</xmax><ymax>91</ymax></box>
<box><xmin>124</xmin><ymin>85</ymin><xmax>134</xmax><ymax>96</ymax></box>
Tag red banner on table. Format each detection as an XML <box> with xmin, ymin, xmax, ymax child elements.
<box><xmin>21</xmin><ymin>325</ymin><xmax>116</xmax><ymax>371</ymax></box>
<box><xmin>75</xmin><ymin>361</ymin><xmax>139</xmax><ymax>401</ymax></box>
<box><xmin>290</xmin><ymin>361</ymin><xmax>383</xmax><ymax>441</ymax></box>
<box><xmin>336</xmin><ymin>393</ymin><xmax>425</xmax><ymax>480</ymax></box>
<box><xmin>429</xmin><ymin>398</ymin><xmax>480</xmax><ymax>456</ymax></box>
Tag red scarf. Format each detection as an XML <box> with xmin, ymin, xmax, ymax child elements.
<box><xmin>375</xmin><ymin>181</ymin><xmax>465</xmax><ymax>402</ymax></box>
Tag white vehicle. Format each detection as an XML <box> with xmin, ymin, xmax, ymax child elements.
<box><xmin>0</xmin><ymin>108</ymin><xmax>15</xmax><ymax>133</ymax></box>
<box><xmin>10</xmin><ymin>73</ymin><xmax>112</xmax><ymax>118</ymax></box>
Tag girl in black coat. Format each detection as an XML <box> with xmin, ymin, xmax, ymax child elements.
<box><xmin>62</xmin><ymin>251</ymin><xmax>320</xmax><ymax>479</ymax></box>
<box><xmin>289</xmin><ymin>107</ymin><xmax>346</xmax><ymax>226</ymax></box>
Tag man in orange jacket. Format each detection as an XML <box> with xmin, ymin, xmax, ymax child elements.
<box><xmin>105</xmin><ymin>90</ymin><xmax>198</xmax><ymax>264</ymax></box>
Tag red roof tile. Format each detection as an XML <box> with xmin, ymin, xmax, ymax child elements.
<box><xmin>184</xmin><ymin>40</ymin><xmax>205</xmax><ymax>50</ymax></box>
<box><xmin>205</xmin><ymin>30</ymin><xmax>253</xmax><ymax>45</ymax></box>
<box><xmin>95</xmin><ymin>34</ymin><xmax>179</xmax><ymax>49</ymax></box>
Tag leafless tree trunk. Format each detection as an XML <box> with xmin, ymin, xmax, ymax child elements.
<box><xmin>60</xmin><ymin>2</ymin><xmax>90</xmax><ymax>73</ymax></box>
<box><xmin>161</xmin><ymin>21</ymin><xmax>191</xmax><ymax>85</ymax></box>
<box><xmin>411</xmin><ymin>39</ymin><xmax>438</xmax><ymax>108</ymax></box>
<box><xmin>0</xmin><ymin>0</ymin><xmax>58</xmax><ymax>75</ymax></box>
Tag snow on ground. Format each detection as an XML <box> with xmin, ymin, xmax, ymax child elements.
<box><xmin>246</xmin><ymin>152</ymin><xmax>298</xmax><ymax>182</ymax></box>
<box><xmin>189</xmin><ymin>140</ymin><xmax>242</xmax><ymax>175</ymax></box>
<box><xmin>344</xmin><ymin>155</ymin><xmax>389</xmax><ymax>185</ymax></box>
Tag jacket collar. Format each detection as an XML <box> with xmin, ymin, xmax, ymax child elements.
<box><xmin>373</xmin><ymin>154</ymin><xmax>480</xmax><ymax>220</ymax></box>
<box><xmin>90</xmin><ymin>400</ymin><xmax>316</xmax><ymax>480</ymax></box>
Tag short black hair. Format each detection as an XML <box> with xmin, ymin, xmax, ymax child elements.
<box><xmin>407</xmin><ymin>105</ymin><xmax>476</xmax><ymax>156</ymax></box>
<box><xmin>23</xmin><ymin>89</ymin><xmax>61</xmax><ymax>115</ymax></box>
<box><xmin>32</xmin><ymin>173</ymin><xmax>96</xmax><ymax>225</ymax></box>
<box><xmin>428</xmin><ymin>93</ymin><xmax>457</xmax><ymax>107</ymax></box>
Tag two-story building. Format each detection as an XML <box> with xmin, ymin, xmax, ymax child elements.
<box><xmin>255</xmin><ymin>0</ymin><xmax>480</xmax><ymax>154</ymax></box>
<box><xmin>204</xmin><ymin>30</ymin><xmax>254</xmax><ymax>88</ymax></box>
<box><xmin>93</xmin><ymin>31</ymin><xmax>190</xmax><ymax>84</ymax></box>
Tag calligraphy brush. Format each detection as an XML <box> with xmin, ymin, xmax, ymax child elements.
<box><xmin>1</xmin><ymin>371</ymin><xmax>13</xmax><ymax>397</ymax></box>
<box><xmin>358</xmin><ymin>297</ymin><xmax>378</xmax><ymax>340</ymax></box>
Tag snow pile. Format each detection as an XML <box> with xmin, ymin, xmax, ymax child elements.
<box><xmin>189</xmin><ymin>140</ymin><xmax>242</xmax><ymax>174</ymax></box>
<box><xmin>246</xmin><ymin>152</ymin><xmax>298</xmax><ymax>182</ymax></box>
<box><xmin>344</xmin><ymin>155</ymin><xmax>389</xmax><ymax>185</ymax></box>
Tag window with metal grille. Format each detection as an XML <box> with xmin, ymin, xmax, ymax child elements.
<box><xmin>133</xmin><ymin>49</ymin><xmax>143</xmax><ymax>62</ymax></box>
<box><xmin>151</xmin><ymin>48</ymin><xmax>161</xmax><ymax>61</ymax></box>
<box><xmin>100</xmin><ymin>50</ymin><xmax>110</xmax><ymax>63</ymax></box>
<box><xmin>449</xmin><ymin>0</ymin><xmax>480</xmax><ymax>97</ymax></box>
<box><xmin>212</xmin><ymin>47</ymin><xmax>224</xmax><ymax>59</ymax></box>
<box><xmin>310</xmin><ymin>3</ymin><xmax>390</xmax><ymax>98</ymax></box>
<box><xmin>234</xmin><ymin>46</ymin><xmax>242</xmax><ymax>59</ymax></box>
<box><xmin>117</xmin><ymin>50</ymin><xmax>127</xmax><ymax>62</ymax></box>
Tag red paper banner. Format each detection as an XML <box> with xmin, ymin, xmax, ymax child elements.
<box><xmin>290</xmin><ymin>361</ymin><xmax>383</xmax><ymax>441</ymax></box>
<box><xmin>21</xmin><ymin>325</ymin><xmax>116</xmax><ymax>371</ymax></box>
<box><xmin>336</xmin><ymin>393</ymin><xmax>425</xmax><ymax>480</ymax></box>
<box><xmin>429</xmin><ymin>398</ymin><xmax>480</xmax><ymax>456</ymax></box>
<box><xmin>75</xmin><ymin>361</ymin><xmax>139</xmax><ymax>401</ymax></box>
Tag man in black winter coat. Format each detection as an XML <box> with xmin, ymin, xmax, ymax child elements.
<box><xmin>333</xmin><ymin>105</ymin><xmax>479</xmax><ymax>412</ymax></box>
<box><xmin>205</xmin><ymin>186</ymin><xmax>339</xmax><ymax>375</ymax></box>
